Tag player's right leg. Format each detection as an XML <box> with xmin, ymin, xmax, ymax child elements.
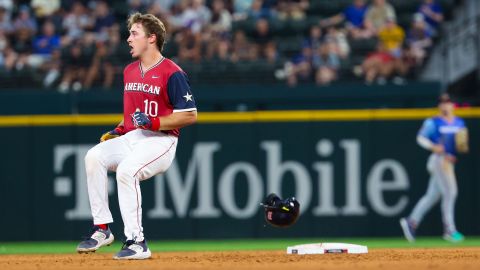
<box><xmin>77</xmin><ymin>136</ymin><xmax>130</xmax><ymax>253</ymax></box>
<box><xmin>401</xmin><ymin>156</ymin><xmax>441</xmax><ymax>242</ymax></box>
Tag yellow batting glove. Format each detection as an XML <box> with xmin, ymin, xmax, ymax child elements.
<box><xmin>100</xmin><ymin>126</ymin><xmax>125</xmax><ymax>142</ymax></box>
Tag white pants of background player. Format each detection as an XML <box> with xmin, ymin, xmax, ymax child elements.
<box><xmin>408</xmin><ymin>154</ymin><xmax>458</xmax><ymax>233</ymax></box>
<box><xmin>85</xmin><ymin>129</ymin><xmax>177</xmax><ymax>241</ymax></box>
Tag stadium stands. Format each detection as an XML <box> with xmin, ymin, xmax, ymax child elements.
<box><xmin>0</xmin><ymin>0</ymin><xmax>458</xmax><ymax>91</ymax></box>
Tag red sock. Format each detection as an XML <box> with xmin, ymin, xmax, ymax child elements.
<box><xmin>96</xmin><ymin>224</ymin><xmax>108</xmax><ymax>230</ymax></box>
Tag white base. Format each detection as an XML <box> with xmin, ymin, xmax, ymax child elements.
<box><xmin>287</xmin><ymin>243</ymin><xmax>368</xmax><ymax>255</ymax></box>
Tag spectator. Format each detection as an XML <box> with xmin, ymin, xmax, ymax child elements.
<box><xmin>313</xmin><ymin>42</ymin><xmax>340</xmax><ymax>85</ymax></box>
<box><xmin>92</xmin><ymin>1</ymin><xmax>115</xmax><ymax>41</ymax></box>
<box><xmin>128</xmin><ymin>0</ymin><xmax>150</xmax><ymax>14</ymax></box>
<box><xmin>355</xmin><ymin>44</ymin><xmax>395</xmax><ymax>84</ymax></box>
<box><xmin>0</xmin><ymin>0</ymin><xmax>13</xmax><ymax>17</ymax></box>
<box><xmin>11</xmin><ymin>28</ymin><xmax>33</xmax><ymax>70</ymax></box>
<box><xmin>377</xmin><ymin>16</ymin><xmax>404</xmax><ymax>59</ymax></box>
<box><xmin>148</xmin><ymin>0</ymin><xmax>174</xmax><ymax>18</ymax></box>
<box><xmin>93</xmin><ymin>1</ymin><xmax>115</xmax><ymax>32</ymax></box>
<box><xmin>230</xmin><ymin>30</ymin><xmax>257</xmax><ymax>62</ymax></box>
<box><xmin>153</xmin><ymin>0</ymin><xmax>179</xmax><ymax>11</ymax></box>
<box><xmin>62</xmin><ymin>2</ymin><xmax>92</xmax><ymax>41</ymax></box>
<box><xmin>0</xmin><ymin>7</ymin><xmax>13</xmax><ymax>35</ymax></box>
<box><xmin>30</xmin><ymin>20</ymin><xmax>61</xmax><ymax>68</ymax></box>
<box><xmin>320</xmin><ymin>0</ymin><xmax>372</xmax><ymax>39</ymax></box>
<box><xmin>323</xmin><ymin>27</ymin><xmax>350</xmax><ymax>59</ymax></box>
<box><xmin>276</xmin><ymin>0</ymin><xmax>309</xmax><ymax>21</ymax></box>
<box><xmin>84</xmin><ymin>27</ymin><xmax>121</xmax><ymax>89</ymax></box>
<box><xmin>58</xmin><ymin>34</ymin><xmax>96</xmax><ymax>92</ymax></box>
<box><xmin>179</xmin><ymin>0</ymin><xmax>211</xmax><ymax>34</ymax></box>
<box><xmin>407</xmin><ymin>14</ymin><xmax>433</xmax><ymax>66</ymax></box>
<box><xmin>251</xmin><ymin>18</ymin><xmax>277</xmax><ymax>63</ymax></box>
<box><xmin>364</xmin><ymin>0</ymin><xmax>396</xmax><ymax>33</ymax></box>
<box><xmin>417</xmin><ymin>0</ymin><xmax>443</xmax><ymax>34</ymax></box>
<box><xmin>33</xmin><ymin>21</ymin><xmax>61</xmax><ymax>56</ymax></box>
<box><xmin>285</xmin><ymin>45</ymin><xmax>313</xmax><ymax>87</ymax></box>
<box><xmin>31</xmin><ymin>0</ymin><xmax>61</xmax><ymax>21</ymax></box>
<box><xmin>377</xmin><ymin>16</ymin><xmax>408</xmax><ymax>83</ymax></box>
<box><xmin>233</xmin><ymin>0</ymin><xmax>254</xmax><ymax>20</ymax></box>
<box><xmin>204</xmin><ymin>0</ymin><xmax>232</xmax><ymax>59</ymax></box>
<box><xmin>176</xmin><ymin>27</ymin><xmax>202</xmax><ymax>62</ymax></box>
<box><xmin>0</xmin><ymin>30</ymin><xmax>16</xmax><ymax>71</ymax></box>
<box><xmin>283</xmin><ymin>25</ymin><xmax>323</xmax><ymax>86</ymax></box>
<box><xmin>40</xmin><ymin>48</ymin><xmax>61</xmax><ymax>88</ymax></box>
<box><xmin>247</xmin><ymin>0</ymin><xmax>274</xmax><ymax>21</ymax></box>
<box><xmin>208</xmin><ymin>0</ymin><xmax>233</xmax><ymax>35</ymax></box>
<box><xmin>303</xmin><ymin>25</ymin><xmax>323</xmax><ymax>51</ymax></box>
<box><xmin>13</xmin><ymin>5</ymin><xmax>38</xmax><ymax>35</ymax></box>
<box><xmin>204</xmin><ymin>2</ymin><xmax>232</xmax><ymax>60</ymax></box>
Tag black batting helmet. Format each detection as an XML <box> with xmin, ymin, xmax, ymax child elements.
<box><xmin>261</xmin><ymin>193</ymin><xmax>300</xmax><ymax>228</ymax></box>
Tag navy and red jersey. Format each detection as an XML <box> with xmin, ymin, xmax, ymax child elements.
<box><xmin>122</xmin><ymin>57</ymin><xmax>196</xmax><ymax>136</ymax></box>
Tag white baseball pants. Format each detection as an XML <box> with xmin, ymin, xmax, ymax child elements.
<box><xmin>84</xmin><ymin>129</ymin><xmax>177</xmax><ymax>241</ymax></box>
<box><xmin>409</xmin><ymin>154</ymin><xmax>458</xmax><ymax>233</ymax></box>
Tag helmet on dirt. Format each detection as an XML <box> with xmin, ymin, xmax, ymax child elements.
<box><xmin>261</xmin><ymin>193</ymin><xmax>300</xmax><ymax>228</ymax></box>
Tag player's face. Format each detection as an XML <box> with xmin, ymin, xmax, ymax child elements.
<box><xmin>439</xmin><ymin>101</ymin><xmax>454</xmax><ymax>116</ymax></box>
<box><xmin>127</xmin><ymin>23</ymin><xmax>150</xmax><ymax>58</ymax></box>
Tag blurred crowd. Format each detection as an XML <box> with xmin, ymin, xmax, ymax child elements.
<box><xmin>0</xmin><ymin>0</ymin><xmax>445</xmax><ymax>91</ymax></box>
<box><xmin>284</xmin><ymin>0</ymin><xmax>444</xmax><ymax>86</ymax></box>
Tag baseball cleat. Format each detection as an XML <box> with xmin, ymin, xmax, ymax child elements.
<box><xmin>113</xmin><ymin>239</ymin><xmax>152</xmax><ymax>260</ymax></box>
<box><xmin>400</xmin><ymin>218</ymin><xmax>416</xmax><ymax>242</ymax></box>
<box><xmin>76</xmin><ymin>226</ymin><xmax>114</xmax><ymax>253</ymax></box>
<box><xmin>443</xmin><ymin>231</ymin><xmax>465</xmax><ymax>243</ymax></box>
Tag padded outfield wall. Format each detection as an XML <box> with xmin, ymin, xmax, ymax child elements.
<box><xmin>0</xmin><ymin>108</ymin><xmax>479</xmax><ymax>241</ymax></box>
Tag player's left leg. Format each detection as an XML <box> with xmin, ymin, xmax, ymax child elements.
<box><xmin>437</xmin><ymin>160</ymin><xmax>463</xmax><ymax>242</ymax></box>
<box><xmin>113</xmin><ymin>130</ymin><xmax>178</xmax><ymax>259</ymax></box>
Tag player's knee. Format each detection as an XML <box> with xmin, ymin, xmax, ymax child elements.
<box><xmin>450</xmin><ymin>189</ymin><xmax>458</xmax><ymax>199</ymax></box>
<box><xmin>85</xmin><ymin>147</ymin><xmax>104</xmax><ymax>170</ymax></box>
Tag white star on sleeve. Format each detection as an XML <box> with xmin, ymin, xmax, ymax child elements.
<box><xmin>183</xmin><ymin>92</ymin><xmax>193</xmax><ymax>102</ymax></box>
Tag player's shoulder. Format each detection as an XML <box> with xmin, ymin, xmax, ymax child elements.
<box><xmin>124</xmin><ymin>60</ymin><xmax>140</xmax><ymax>74</ymax></box>
<box><xmin>454</xmin><ymin>116</ymin><xmax>466</xmax><ymax>125</ymax></box>
<box><xmin>159</xmin><ymin>58</ymin><xmax>185</xmax><ymax>76</ymax></box>
<box><xmin>425</xmin><ymin>117</ymin><xmax>437</xmax><ymax>124</ymax></box>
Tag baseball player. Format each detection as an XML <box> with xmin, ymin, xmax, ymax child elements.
<box><xmin>400</xmin><ymin>94</ymin><xmax>468</xmax><ymax>243</ymax></box>
<box><xmin>76</xmin><ymin>13</ymin><xmax>197</xmax><ymax>259</ymax></box>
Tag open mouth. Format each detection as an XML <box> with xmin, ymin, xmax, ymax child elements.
<box><xmin>129</xmin><ymin>44</ymin><xmax>134</xmax><ymax>55</ymax></box>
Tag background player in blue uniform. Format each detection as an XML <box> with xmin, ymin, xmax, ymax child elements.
<box><xmin>400</xmin><ymin>94</ymin><xmax>468</xmax><ymax>243</ymax></box>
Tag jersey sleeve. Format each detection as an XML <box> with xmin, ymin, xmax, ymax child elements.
<box><xmin>457</xmin><ymin>117</ymin><xmax>466</xmax><ymax>128</ymax></box>
<box><xmin>167</xmin><ymin>71</ymin><xmax>197</xmax><ymax>112</ymax></box>
<box><xmin>418</xmin><ymin>118</ymin><xmax>435</xmax><ymax>140</ymax></box>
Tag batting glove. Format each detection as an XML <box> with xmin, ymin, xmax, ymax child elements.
<box><xmin>100</xmin><ymin>126</ymin><xmax>125</xmax><ymax>142</ymax></box>
<box><xmin>132</xmin><ymin>111</ymin><xmax>160</xmax><ymax>131</ymax></box>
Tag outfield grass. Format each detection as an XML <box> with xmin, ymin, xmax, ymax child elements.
<box><xmin>1</xmin><ymin>237</ymin><xmax>480</xmax><ymax>255</ymax></box>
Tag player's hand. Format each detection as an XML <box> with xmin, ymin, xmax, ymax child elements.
<box><xmin>100</xmin><ymin>126</ymin><xmax>125</xmax><ymax>142</ymax></box>
<box><xmin>131</xmin><ymin>110</ymin><xmax>160</xmax><ymax>131</ymax></box>
<box><xmin>431</xmin><ymin>144</ymin><xmax>444</xmax><ymax>154</ymax></box>
<box><xmin>445</xmin><ymin>154</ymin><xmax>457</xmax><ymax>163</ymax></box>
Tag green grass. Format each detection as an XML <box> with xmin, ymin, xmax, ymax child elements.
<box><xmin>1</xmin><ymin>237</ymin><xmax>480</xmax><ymax>255</ymax></box>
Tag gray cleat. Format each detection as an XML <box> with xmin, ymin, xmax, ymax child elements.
<box><xmin>113</xmin><ymin>239</ymin><xmax>151</xmax><ymax>260</ymax></box>
<box><xmin>76</xmin><ymin>226</ymin><xmax>114</xmax><ymax>253</ymax></box>
<box><xmin>400</xmin><ymin>218</ymin><xmax>416</xmax><ymax>243</ymax></box>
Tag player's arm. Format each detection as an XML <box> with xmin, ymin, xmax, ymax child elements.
<box><xmin>416</xmin><ymin>119</ymin><xmax>443</xmax><ymax>153</ymax></box>
<box><xmin>157</xmin><ymin>110</ymin><xmax>197</xmax><ymax>130</ymax></box>
<box><xmin>131</xmin><ymin>71</ymin><xmax>197</xmax><ymax>131</ymax></box>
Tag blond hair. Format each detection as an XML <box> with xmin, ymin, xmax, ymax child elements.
<box><xmin>127</xmin><ymin>12</ymin><xmax>166</xmax><ymax>52</ymax></box>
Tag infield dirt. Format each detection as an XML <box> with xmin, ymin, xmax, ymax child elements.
<box><xmin>1</xmin><ymin>248</ymin><xmax>479</xmax><ymax>270</ymax></box>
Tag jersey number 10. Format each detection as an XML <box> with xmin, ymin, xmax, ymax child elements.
<box><xmin>144</xmin><ymin>99</ymin><xmax>158</xmax><ymax>117</ymax></box>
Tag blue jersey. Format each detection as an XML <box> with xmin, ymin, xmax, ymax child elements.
<box><xmin>418</xmin><ymin>116</ymin><xmax>466</xmax><ymax>156</ymax></box>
